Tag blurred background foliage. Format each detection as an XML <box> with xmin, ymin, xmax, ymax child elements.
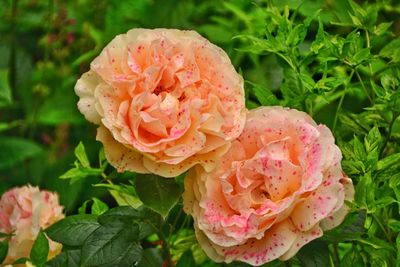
<box><xmin>1</xmin><ymin>0</ymin><xmax>400</xmax><ymax>265</ymax></box>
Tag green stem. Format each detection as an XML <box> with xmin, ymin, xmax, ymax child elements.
<box><xmin>332</xmin><ymin>244</ymin><xmax>340</xmax><ymax>265</ymax></box>
<box><xmin>380</xmin><ymin>113</ymin><xmax>399</xmax><ymax>158</ymax></box>
<box><xmin>355</xmin><ymin>70</ymin><xmax>373</xmax><ymax>103</ymax></box>
<box><xmin>157</xmin><ymin>225</ymin><xmax>173</xmax><ymax>266</ymax></box>
<box><xmin>333</xmin><ymin>69</ymin><xmax>354</xmax><ymax>131</ymax></box>
<box><xmin>372</xmin><ymin>213</ymin><xmax>391</xmax><ymax>242</ymax></box>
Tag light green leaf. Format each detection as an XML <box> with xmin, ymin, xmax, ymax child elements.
<box><xmin>374</xmin><ymin>22</ymin><xmax>393</xmax><ymax>36</ymax></box>
<box><xmin>91</xmin><ymin>197</ymin><xmax>109</xmax><ymax>215</ymax></box>
<box><xmin>377</xmin><ymin>153</ymin><xmax>400</xmax><ymax>170</ymax></box>
<box><xmin>252</xmin><ymin>84</ymin><xmax>279</xmax><ymax>106</ymax></box>
<box><xmin>75</xmin><ymin>142</ymin><xmax>90</xmax><ymax>168</ymax></box>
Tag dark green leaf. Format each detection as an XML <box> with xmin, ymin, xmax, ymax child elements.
<box><xmin>137</xmin><ymin>248</ymin><xmax>163</xmax><ymax>267</ymax></box>
<box><xmin>176</xmin><ymin>250</ymin><xmax>196</xmax><ymax>267</ymax></box>
<box><xmin>46</xmin><ymin>214</ymin><xmax>100</xmax><ymax>247</ymax></box>
<box><xmin>98</xmin><ymin>206</ymin><xmax>142</xmax><ymax>225</ymax></box>
<box><xmin>0</xmin><ymin>240</ymin><xmax>8</xmax><ymax>264</ymax></box>
<box><xmin>134</xmin><ymin>174</ymin><xmax>182</xmax><ymax>218</ymax></box>
<box><xmin>81</xmin><ymin>223</ymin><xmax>142</xmax><ymax>267</ymax></box>
<box><xmin>45</xmin><ymin>250</ymin><xmax>81</xmax><ymax>267</ymax></box>
<box><xmin>297</xmin><ymin>240</ymin><xmax>330</xmax><ymax>267</ymax></box>
<box><xmin>30</xmin><ymin>230</ymin><xmax>49</xmax><ymax>267</ymax></box>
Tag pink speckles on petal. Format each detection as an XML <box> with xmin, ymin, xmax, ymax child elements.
<box><xmin>183</xmin><ymin>106</ymin><xmax>354</xmax><ymax>264</ymax></box>
<box><xmin>75</xmin><ymin>28</ymin><xmax>245</xmax><ymax>177</ymax></box>
<box><xmin>280</xmin><ymin>224</ymin><xmax>323</xmax><ymax>260</ymax></box>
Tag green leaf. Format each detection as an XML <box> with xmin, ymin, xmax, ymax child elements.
<box><xmin>0</xmin><ymin>232</ymin><xmax>13</xmax><ymax>238</ymax></box>
<box><xmin>91</xmin><ymin>197</ymin><xmax>109</xmax><ymax>215</ymax></box>
<box><xmin>0</xmin><ymin>240</ymin><xmax>8</xmax><ymax>264</ymax></box>
<box><xmin>374</xmin><ymin>22</ymin><xmax>393</xmax><ymax>36</ymax></box>
<box><xmin>78</xmin><ymin>200</ymin><xmax>91</xmax><ymax>214</ymax></box>
<box><xmin>176</xmin><ymin>250</ymin><xmax>196</xmax><ymax>267</ymax></box>
<box><xmin>388</xmin><ymin>220</ymin><xmax>400</xmax><ymax>232</ymax></box>
<box><xmin>297</xmin><ymin>240</ymin><xmax>330</xmax><ymax>267</ymax></box>
<box><xmin>286</xmin><ymin>24</ymin><xmax>307</xmax><ymax>47</ymax></box>
<box><xmin>0</xmin><ymin>69</ymin><xmax>12</xmax><ymax>105</ymax></box>
<box><xmin>137</xmin><ymin>248</ymin><xmax>163</xmax><ymax>267</ymax></box>
<box><xmin>98</xmin><ymin>206</ymin><xmax>141</xmax><ymax>225</ymax></box>
<box><xmin>46</xmin><ymin>214</ymin><xmax>100</xmax><ymax>247</ymax></box>
<box><xmin>397</xmin><ymin>234</ymin><xmax>400</xmax><ymax>267</ymax></box>
<box><xmin>252</xmin><ymin>84</ymin><xmax>279</xmax><ymax>106</ymax></box>
<box><xmin>198</xmin><ymin>25</ymin><xmax>232</xmax><ymax>43</ymax></box>
<box><xmin>377</xmin><ymin>153</ymin><xmax>400</xmax><ymax>170</ymax></box>
<box><xmin>30</xmin><ymin>230</ymin><xmax>49</xmax><ymax>267</ymax></box>
<box><xmin>380</xmin><ymin>38</ymin><xmax>400</xmax><ymax>62</ymax></box>
<box><xmin>341</xmin><ymin>246</ymin><xmax>364</xmax><ymax>266</ymax></box>
<box><xmin>59</xmin><ymin>167</ymin><xmax>103</xmax><ymax>181</ymax></box>
<box><xmin>45</xmin><ymin>250</ymin><xmax>81</xmax><ymax>267</ymax></box>
<box><xmin>134</xmin><ymin>174</ymin><xmax>182</xmax><ymax>218</ymax></box>
<box><xmin>75</xmin><ymin>142</ymin><xmax>90</xmax><ymax>168</ymax></box>
<box><xmin>94</xmin><ymin>183</ymin><xmax>142</xmax><ymax>208</ymax></box>
<box><xmin>0</xmin><ymin>137</ymin><xmax>42</xmax><ymax>170</ymax></box>
<box><xmin>81</xmin><ymin>223</ymin><xmax>142</xmax><ymax>267</ymax></box>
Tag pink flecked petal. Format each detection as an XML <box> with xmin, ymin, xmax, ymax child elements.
<box><xmin>75</xmin><ymin>28</ymin><xmax>246</xmax><ymax>177</ymax></box>
<box><xmin>144</xmin><ymin>142</ymin><xmax>230</xmax><ymax>177</ymax></box>
<box><xmin>0</xmin><ymin>186</ymin><xmax>64</xmax><ymax>264</ymax></box>
<box><xmin>96</xmin><ymin>125</ymin><xmax>149</xmax><ymax>173</ymax></box>
<box><xmin>216</xmin><ymin>220</ymin><xmax>298</xmax><ymax>266</ymax></box>
<box><xmin>291</xmin><ymin>182</ymin><xmax>342</xmax><ymax>231</ymax></box>
<box><xmin>320</xmin><ymin>177</ymin><xmax>355</xmax><ymax>230</ymax></box>
<box><xmin>280</xmin><ymin>224</ymin><xmax>323</xmax><ymax>260</ymax></box>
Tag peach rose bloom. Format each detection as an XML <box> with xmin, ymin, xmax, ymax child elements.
<box><xmin>0</xmin><ymin>185</ymin><xmax>64</xmax><ymax>265</ymax></box>
<box><xmin>183</xmin><ymin>107</ymin><xmax>354</xmax><ymax>265</ymax></box>
<box><xmin>75</xmin><ymin>28</ymin><xmax>246</xmax><ymax>177</ymax></box>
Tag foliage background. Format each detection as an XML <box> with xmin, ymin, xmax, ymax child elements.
<box><xmin>1</xmin><ymin>0</ymin><xmax>400</xmax><ymax>266</ymax></box>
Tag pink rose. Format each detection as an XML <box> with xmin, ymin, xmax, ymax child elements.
<box><xmin>75</xmin><ymin>28</ymin><xmax>246</xmax><ymax>177</ymax></box>
<box><xmin>183</xmin><ymin>107</ymin><xmax>354</xmax><ymax>265</ymax></box>
<box><xmin>0</xmin><ymin>185</ymin><xmax>64</xmax><ymax>265</ymax></box>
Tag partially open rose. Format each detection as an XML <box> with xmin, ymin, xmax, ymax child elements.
<box><xmin>75</xmin><ymin>28</ymin><xmax>246</xmax><ymax>177</ymax></box>
<box><xmin>0</xmin><ymin>185</ymin><xmax>64</xmax><ymax>265</ymax></box>
<box><xmin>183</xmin><ymin>106</ymin><xmax>354</xmax><ymax>265</ymax></box>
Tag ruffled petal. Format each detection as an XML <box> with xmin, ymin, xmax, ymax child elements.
<box><xmin>96</xmin><ymin>125</ymin><xmax>149</xmax><ymax>173</ymax></box>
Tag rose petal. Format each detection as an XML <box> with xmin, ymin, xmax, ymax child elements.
<box><xmin>96</xmin><ymin>125</ymin><xmax>149</xmax><ymax>173</ymax></box>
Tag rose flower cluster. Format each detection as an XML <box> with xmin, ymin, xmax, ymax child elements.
<box><xmin>0</xmin><ymin>185</ymin><xmax>64</xmax><ymax>265</ymax></box>
<box><xmin>75</xmin><ymin>28</ymin><xmax>354</xmax><ymax>265</ymax></box>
